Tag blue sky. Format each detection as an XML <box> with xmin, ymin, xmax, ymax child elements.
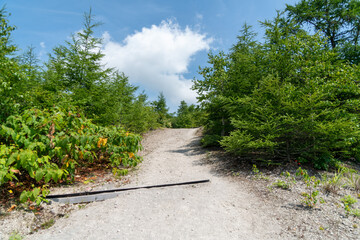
<box><xmin>3</xmin><ymin>0</ymin><xmax>298</xmax><ymax>112</ymax></box>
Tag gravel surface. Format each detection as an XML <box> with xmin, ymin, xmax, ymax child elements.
<box><xmin>25</xmin><ymin>128</ymin><xmax>281</xmax><ymax>240</ymax></box>
<box><xmin>1</xmin><ymin>128</ymin><xmax>360</xmax><ymax>239</ymax></box>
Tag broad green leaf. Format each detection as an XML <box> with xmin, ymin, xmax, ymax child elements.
<box><xmin>20</xmin><ymin>191</ymin><xmax>29</xmax><ymax>203</ymax></box>
<box><xmin>35</xmin><ymin>169</ymin><xmax>44</xmax><ymax>182</ymax></box>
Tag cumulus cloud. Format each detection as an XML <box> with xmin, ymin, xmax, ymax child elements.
<box><xmin>101</xmin><ymin>20</ymin><xmax>212</xmax><ymax>110</ymax></box>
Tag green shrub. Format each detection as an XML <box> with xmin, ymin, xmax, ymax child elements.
<box><xmin>0</xmin><ymin>107</ymin><xmax>142</xmax><ymax>203</ymax></box>
<box><xmin>201</xmin><ymin>134</ymin><xmax>221</xmax><ymax>147</ymax></box>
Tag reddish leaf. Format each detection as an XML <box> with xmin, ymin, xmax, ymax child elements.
<box><xmin>7</xmin><ymin>204</ymin><xmax>16</xmax><ymax>212</ymax></box>
<box><xmin>10</xmin><ymin>169</ymin><xmax>20</xmax><ymax>174</ymax></box>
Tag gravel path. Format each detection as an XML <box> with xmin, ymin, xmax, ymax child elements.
<box><xmin>25</xmin><ymin>128</ymin><xmax>282</xmax><ymax>240</ymax></box>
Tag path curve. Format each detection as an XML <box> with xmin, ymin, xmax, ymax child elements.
<box><xmin>27</xmin><ymin>128</ymin><xmax>282</xmax><ymax>240</ymax></box>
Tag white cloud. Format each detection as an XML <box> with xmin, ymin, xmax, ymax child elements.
<box><xmin>102</xmin><ymin>20</ymin><xmax>212</xmax><ymax>110</ymax></box>
<box><xmin>196</xmin><ymin>13</ymin><xmax>203</xmax><ymax>20</ymax></box>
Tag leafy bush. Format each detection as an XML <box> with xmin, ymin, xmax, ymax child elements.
<box><xmin>0</xmin><ymin>107</ymin><xmax>142</xmax><ymax>203</ymax></box>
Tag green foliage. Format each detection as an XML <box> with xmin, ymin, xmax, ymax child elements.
<box><xmin>0</xmin><ymin>6</ymin><xmax>26</xmax><ymax>123</ymax></box>
<box><xmin>46</xmin><ymin>9</ymin><xmax>109</xmax><ymax>93</ymax></box>
<box><xmin>40</xmin><ymin>218</ymin><xmax>55</xmax><ymax>229</ymax></box>
<box><xmin>340</xmin><ymin>195</ymin><xmax>360</xmax><ymax>217</ymax></box>
<box><xmin>195</xmin><ymin>12</ymin><xmax>360</xmax><ymax>169</ymax></box>
<box><xmin>0</xmin><ymin>6</ymin><xmax>170</xmax><ymax>207</ymax></box>
<box><xmin>18</xmin><ymin>45</ymin><xmax>42</xmax><ymax>83</ymax></box>
<box><xmin>19</xmin><ymin>187</ymin><xmax>49</xmax><ymax>206</ymax></box>
<box><xmin>192</xmin><ymin>51</ymin><xmax>232</xmax><ymax>138</ymax></box>
<box><xmin>272</xmin><ymin>180</ymin><xmax>291</xmax><ymax>190</ymax></box>
<box><xmin>343</xmin><ymin>170</ymin><xmax>360</xmax><ymax>191</ymax></box>
<box><xmin>0</xmin><ymin>6</ymin><xmax>162</xmax><ymax>137</ymax></box>
<box><xmin>320</xmin><ymin>170</ymin><xmax>344</xmax><ymax>194</ymax></box>
<box><xmin>42</xmin><ymin>10</ymin><xmax>159</xmax><ymax>132</ymax></box>
<box><xmin>286</xmin><ymin>0</ymin><xmax>360</xmax><ymax>53</ymax></box>
<box><xmin>0</xmin><ymin>108</ymin><xmax>142</xmax><ymax>202</ymax></box>
<box><xmin>152</xmin><ymin>92</ymin><xmax>172</xmax><ymax>127</ymax></box>
<box><xmin>296</xmin><ymin>167</ymin><xmax>324</xmax><ymax>207</ymax></box>
<box><xmin>112</xmin><ymin>168</ymin><xmax>129</xmax><ymax>178</ymax></box>
<box><xmin>270</xmin><ymin>171</ymin><xmax>297</xmax><ymax>190</ymax></box>
<box><xmin>200</xmin><ymin>134</ymin><xmax>221</xmax><ymax>147</ymax></box>
<box><xmin>121</xmin><ymin>93</ymin><xmax>160</xmax><ymax>133</ymax></box>
<box><xmin>82</xmin><ymin>71</ymin><xmax>138</xmax><ymax>127</ymax></box>
<box><xmin>341</xmin><ymin>195</ymin><xmax>358</xmax><ymax>207</ymax></box>
<box><xmin>44</xmin><ymin>10</ymin><xmax>115</xmax><ymax>123</ymax></box>
<box><xmin>172</xmin><ymin>101</ymin><xmax>205</xmax><ymax>128</ymax></box>
<box><xmin>8</xmin><ymin>231</ymin><xmax>23</xmax><ymax>240</ymax></box>
<box><xmin>251</xmin><ymin>164</ymin><xmax>269</xmax><ymax>181</ymax></box>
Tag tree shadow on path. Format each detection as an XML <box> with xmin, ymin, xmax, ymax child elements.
<box><xmin>167</xmin><ymin>135</ymin><xmax>253</xmax><ymax>178</ymax></box>
<box><xmin>167</xmin><ymin>136</ymin><xmax>205</xmax><ymax>157</ymax></box>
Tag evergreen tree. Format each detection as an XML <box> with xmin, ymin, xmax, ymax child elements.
<box><xmin>123</xmin><ymin>93</ymin><xmax>159</xmax><ymax>133</ymax></box>
<box><xmin>152</xmin><ymin>92</ymin><xmax>171</xmax><ymax>127</ymax></box>
<box><xmin>172</xmin><ymin>101</ymin><xmax>205</xmax><ymax>128</ymax></box>
<box><xmin>16</xmin><ymin>45</ymin><xmax>49</xmax><ymax>110</ymax></box>
<box><xmin>196</xmin><ymin>13</ymin><xmax>360</xmax><ymax>168</ymax></box>
<box><xmin>45</xmin><ymin>9</ymin><xmax>112</xmax><ymax>115</ymax></box>
<box><xmin>0</xmin><ymin>6</ymin><xmax>25</xmax><ymax>122</ymax></box>
<box><xmin>286</xmin><ymin>0</ymin><xmax>360</xmax><ymax>63</ymax></box>
<box><xmin>193</xmin><ymin>25</ymin><xmax>261</xmax><ymax>144</ymax></box>
<box><xmin>18</xmin><ymin>45</ymin><xmax>41</xmax><ymax>82</ymax></box>
<box><xmin>192</xmin><ymin>51</ymin><xmax>230</xmax><ymax>141</ymax></box>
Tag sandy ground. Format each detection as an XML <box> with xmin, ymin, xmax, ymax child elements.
<box><xmin>24</xmin><ymin>128</ymin><xmax>283</xmax><ymax>240</ymax></box>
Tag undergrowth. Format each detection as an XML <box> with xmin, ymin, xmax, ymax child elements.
<box><xmin>252</xmin><ymin>161</ymin><xmax>360</xmax><ymax>212</ymax></box>
<box><xmin>0</xmin><ymin>107</ymin><xmax>142</xmax><ymax>206</ymax></box>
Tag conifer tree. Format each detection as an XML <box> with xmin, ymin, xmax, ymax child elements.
<box><xmin>0</xmin><ymin>6</ymin><xmax>25</xmax><ymax>122</ymax></box>
<box><xmin>152</xmin><ymin>92</ymin><xmax>171</xmax><ymax>127</ymax></box>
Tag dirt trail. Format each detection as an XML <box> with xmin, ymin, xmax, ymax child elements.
<box><xmin>26</xmin><ymin>128</ymin><xmax>282</xmax><ymax>240</ymax></box>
